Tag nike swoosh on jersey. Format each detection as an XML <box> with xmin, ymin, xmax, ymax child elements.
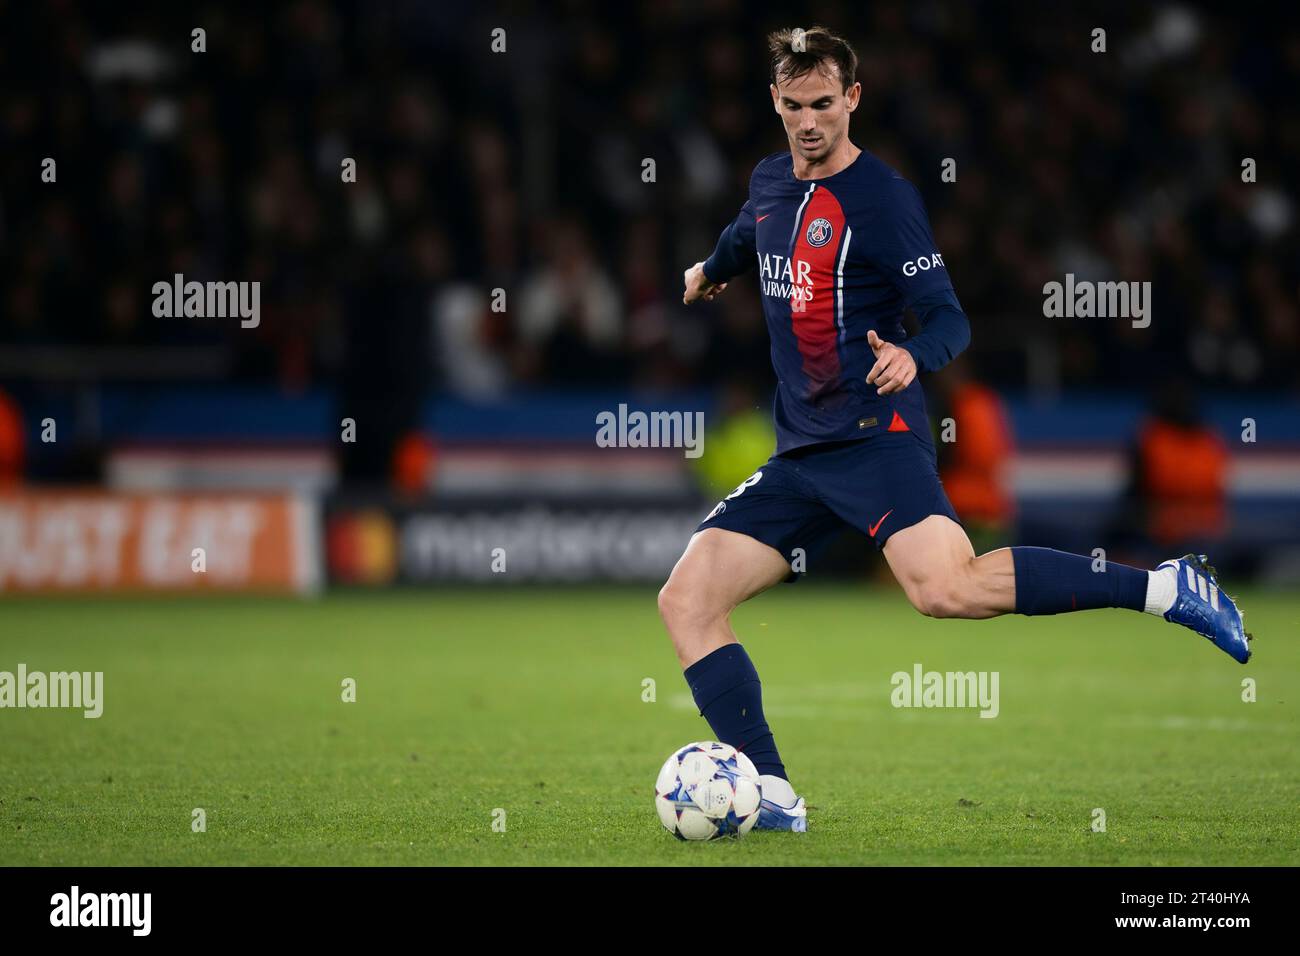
<box><xmin>868</xmin><ymin>509</ymin><xmax>894</xmax><ymax>537</ymax></box>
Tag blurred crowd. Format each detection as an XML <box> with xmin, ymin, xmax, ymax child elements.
<box><xmin>3</xmin><ymin>0</ymin><xmax>1298</xmax><ymax>405</ymax></box>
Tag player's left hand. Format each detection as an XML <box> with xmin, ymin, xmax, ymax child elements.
<box><xmin>865</xmin><ymin>329</ymin><xmax>917</xmax><ymax>395</ymax></box>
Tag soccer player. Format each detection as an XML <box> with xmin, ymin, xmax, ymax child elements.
<box><xmin>660</xmin><ymin>27</ymin><xmax>1254</xmax><ymax>833</ymax></box>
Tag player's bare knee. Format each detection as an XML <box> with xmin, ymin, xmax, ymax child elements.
<box><xmin>657</xmin><ymin>578</ymin><xmax>720</xmax><ymax>636</ymax></box>
<box><xmin>908</xmin><ymin>578</ymin><xmax>967</xmax><ymax>619</ymax></box>
<box><xmin>931</xmin><ymin>588</ymin><xmax>969</xmax><ymax>619</ymax></box>
<box><xmin>656</xmin><ymin>580</ymin><xmax>677</xmax><ymax>627</ymax></box>
<box><xmin>907</xmin><ymin>585</ymin><xmax>939</xmax><ymax>618</ymax></box>
<box><xmin>912</xmin><ymin>558</ymin><xmax>981</xmax><ymax>618</ymax></box>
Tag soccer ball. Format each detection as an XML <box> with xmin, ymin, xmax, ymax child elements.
<box><xmin>654</xmin><ymin>741</ymin><xmax>763</xmax><ymax>840</ymax></box>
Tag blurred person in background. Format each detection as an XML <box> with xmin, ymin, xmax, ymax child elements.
<box><xmin>391</xmin><ymin>429</ymin><xmax>439</xmax><ymax>498</ymax></box>
<box><xmin>515</xmin><ymin>217</ymin><xmax>624</xmax><ymax>385</ymax></box>
<box><xmin>931</xmin><ymin>356</ymin><xmax>1016</xmax><ymax>553</ymax></box>
<box><xmin>0</xmin><ymin>388</ymin><xmax>24</xmax><ymax>488</ymax></box>
<box><xmin>1112</xmin><ymin>378</ymin><xmax>1230</xmax><ymax>567</ymax></box>
<box><xmin>692</xmin><ymin>377</ymin><xmax>776</xmax><ymax>500</ymax></box>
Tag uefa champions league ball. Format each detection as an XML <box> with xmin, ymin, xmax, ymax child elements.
<box><xmin>654</xmin><ymin>741</ymin><xmax>763</xmax><ymax>840</ymax></box>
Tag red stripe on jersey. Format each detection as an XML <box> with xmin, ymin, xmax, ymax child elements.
<box><xmin>788</xmin><ymin>187</ymin><xmax>845</xmax><ymax>396</ymax></box>
<box><xmin>887</xmin><ymin>410</ymin><xmax>911</xmax><ymax>432</ymax></box>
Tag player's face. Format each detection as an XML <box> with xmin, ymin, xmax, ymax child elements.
<box><xmin>770</xmin><ymin>64</ymin><xmax>860</xmax><ymax>163</ymax></box>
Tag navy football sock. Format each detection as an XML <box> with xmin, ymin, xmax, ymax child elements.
<box><xmin>683</xmin><ymin>644</ymin><xmax>787</xmax><ymax>780</ymax></box>
<box><xmin>1011</xmin><ymin>546</ymin><xmax>1147</xmax><ymax>615</ymax></box>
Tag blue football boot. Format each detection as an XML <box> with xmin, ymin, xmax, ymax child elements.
<box><xmin>754</xmin><ymin>774</ymin><xmax>808</xmax><ymax>832</ymax></box>
<box><xmin>1160</xmin><ymin>554</ymin><xmax>1252</xmax><ymax>663</ymax></box>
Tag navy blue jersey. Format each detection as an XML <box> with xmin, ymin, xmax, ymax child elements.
<box><xmin>703</xmin><ymin>149</ymin><xmax>960</xmax><ymax>454</ymax></box>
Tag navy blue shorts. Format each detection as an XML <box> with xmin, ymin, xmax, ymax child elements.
<box><xmin>696</xmin><ymin>429</ymin><xmax>960</xmax><ymax>578</ymax></box>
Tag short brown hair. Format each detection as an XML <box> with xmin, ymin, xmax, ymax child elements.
<box><xmin>767</xmin><ymin>26</ymin><xmax>858</xmax><ymax>92</ymax></box>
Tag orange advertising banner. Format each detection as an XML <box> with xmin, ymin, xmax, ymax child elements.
<box><xmin>0</xmin><ymin>490</ymin><xmax>320</xmax><ymax>594</ymax></box>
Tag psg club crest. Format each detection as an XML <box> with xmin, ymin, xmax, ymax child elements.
<box><xmin>805</xmin><ymin>217</ymin><xmax>833</xmax><ymax>247</ymax></box>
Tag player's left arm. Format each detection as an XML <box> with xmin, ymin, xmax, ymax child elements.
<box><xmin>865</xmin><ymin>179</ymin><xmax>971</xmax><ymax>395</ymax></box>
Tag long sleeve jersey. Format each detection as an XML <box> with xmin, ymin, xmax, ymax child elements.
<box><xmin>703</xmin><ymin>148</ymin><xmax>970</xmax><ymax>453</ymax></box>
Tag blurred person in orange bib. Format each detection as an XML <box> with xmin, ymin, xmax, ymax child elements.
<box><xmin>1132</xmin><ymin>379</ymin><xmax>1228</xmax><ymax>550</ymax></box>
<box><xmin>0</xmin><ymin>388</ymin><xmax>25</xmax><ymax>488</ymax></box>
<box><xmin>932</xmin><ymin>357</ymin><xmax>1015</xmax><ymax>553</ymax></box>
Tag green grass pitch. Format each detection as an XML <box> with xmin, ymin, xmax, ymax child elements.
<box><xmin>1</xmin><ymin>586</ymin><xmax>1296</xmax><ymax>866</ymax></box>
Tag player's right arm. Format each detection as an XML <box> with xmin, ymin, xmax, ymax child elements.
<box><xmin>683</xmin><ymin>198</ymin><xmax>758</xmax><ymax>305</ymax></box>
